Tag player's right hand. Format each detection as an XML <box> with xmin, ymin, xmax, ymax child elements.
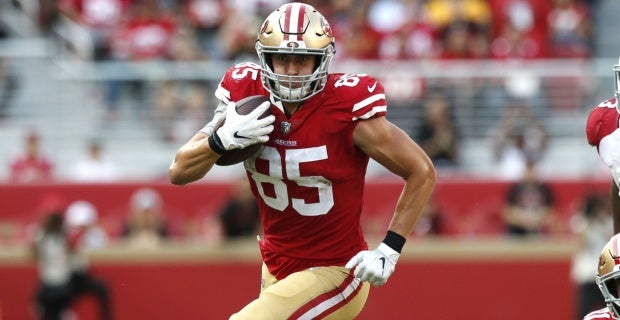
<box><xmin>214</xmin><ymin>101</ymin><xmax>275</xmax><ymax>150</ymax></box>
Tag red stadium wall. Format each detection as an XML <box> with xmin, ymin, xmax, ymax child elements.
<box><xmin>0</xmin><ymin>178</ymin><xmax>608</xmax><ymax>319</ymax></box>
<box><xmin>0</xmin><ymin>253</ymin><xmax>575</xmax><ymax>320</ymax></box>
<box><xmin>0</xmin><ymin>177</ymin><xmax>610</xmax><ymax>239</ymax></box>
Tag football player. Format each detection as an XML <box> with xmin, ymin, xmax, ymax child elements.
<box><xmin>584</xmin><ymin>233</ymin><xmax>620</xmax><ymax>320</ymax></box>
<box><xmin>586</xmin><ymin>58</ymin><xmax>620</xmax><ymax>233</ymax></box>
<box><xmin>169</xmin><ymin>2</ymin><xmax>436</xmax><ymax>319</ymax></box>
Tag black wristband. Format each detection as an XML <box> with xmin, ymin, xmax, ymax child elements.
<box><xmin>382</xmin><ymin>230</ymin><xmax>406</xmax><ymax>253</ymax></box>
<box><xmin>208</xmin><ymin>133</ymin><xmax>226</xmax><ymax>155</ymax></box>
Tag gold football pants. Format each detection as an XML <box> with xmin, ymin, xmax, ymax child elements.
<box><xmin>230</xmin><ymin>264</ymin><xmax>370</xmax><ymax>319</ymax></box>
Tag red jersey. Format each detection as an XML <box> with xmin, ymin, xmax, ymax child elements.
<box><xmin>58</xmin><ymin>0</ymin><xmax>131</xmax><ymax>28</ymax></box>
<box><xmin>583</xmin><ymin>307</ymin><xmax>616</xmax><ymax>320</ymax></box>
<box><xmin>586</xmin><ymin>98</ymin><xmax>620</xmax><ymax>150</ymax></box>
<box><xmin>9</xmin><ymin>155</ymin><xmax>53</xmax><ymax>183</ymax></box>
<box><xmin>112</xmin><ymin>16</ymin><xmax>177</xmax><ymax>60</ymax></box>
<box><xmin>216</xmin><ymin>62</ymin><xmax>387</xmax><ymax>279</ymax></box>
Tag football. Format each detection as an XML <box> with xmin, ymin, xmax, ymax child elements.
<box><xmin>214</xmin><ymin>95</ymin><xmax>272</xmax><ymax>166</ymax></box>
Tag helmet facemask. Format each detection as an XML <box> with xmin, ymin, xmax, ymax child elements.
<box><xmin>597</xmin><ymin>235</ymin><xmax>620</xmax><ymax>318</ymax></box>
<box><xmin>257</xmin><ymin>46</ymin><xmax>334</xmax><ymax>102</ymax></box>
<box><xmin>256</xmin><ymin>3</ymin><xmax>335</xmax><ymax>103</ymax></box>
<box><xmin>597</xmin><ymin>272</ymin><xmax>620</xmax><ymax>317</ymax></box>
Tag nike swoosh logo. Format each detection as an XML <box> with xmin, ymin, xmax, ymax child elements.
<box><xmin>367</xmin><ymin>82</ymin><xmax>377</xmax><ymax>93</ymax></box>
<box><xmin>233</xmin><ymin>132</ymin><xmax>250</xmax><ymax>139</ymax></box>
<box><xmin>379</xmin><ymin>257</ymin><xmax>386</xmax><ymax>273</ymax></box>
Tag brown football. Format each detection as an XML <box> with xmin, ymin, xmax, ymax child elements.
<box><xmin>215</xmin><ymin>95</ymin><xmax>272</xmax><ymax>166</ymax></box>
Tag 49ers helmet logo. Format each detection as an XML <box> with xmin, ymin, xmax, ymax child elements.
<box><xmin>320</xmin><ymin>17</ymin><xmax>333</xmax><ymax>37</ymax></box>
<box><xmin>260</xmin><ymin>20</ymin><xmax>269</xmax><ymax>35</ymax></box>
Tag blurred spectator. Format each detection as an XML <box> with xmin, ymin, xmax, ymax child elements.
<box><xmin>438</xmin><ymin>21</ymin><xmax>470</xmax><ymax>59</ymax></box>
<box><xmin>367</xmin><ymin>0</ymin><xmax>411</xmax><ymax>61</ymax></box>
<box><xmin>65</xmin><ymin>200</ymin><xmax>110</xmax><ymax>249</ymax></box>
<box><xmin>168</xmin><ymin>23</ymin><xmax>206</xmax><ymax>62</ymax></box>
<box><xmin>55</xmin><ymin>0</ymin><xmax>132</xmax><ymax>60</ymax></box>
<box><xmin>336</xmin><ymin>3</ymin><xmax>383</xmax><ymax>60</ymax></box>
<box><xmin>438</xmin><ymin>21</ymin><xmax>489</xmax><ymax>59</ymax></box>
<box><xmin>425</xmin><ymin>0</ymin><xmax>492</xmax><ymax>31</ymax></box>
<box><xmin>500</xmin><ymin>162</ymin><xmax>559</xmax><ymax>237</ymax></box>
<box><xmin>31</xmin><ymin>200</ymin><xmax>111</xmax><ymax>320</ymax></box>
<box><xmin>570</xmin><ymin>192</ymin><xmax>612</xmax><ymax>318</ymax></box>
<box><xmin>104</xmin><ymin>0</ymin><xmax>178</xmax><ymax>117</ymax></box>
<box><xmin>503</xmin><ymin>71</ymin><xmax>545</xmax><ymax>111</ymax></box>
<box><xmin>489</xmin><ymin>18</ymin><xmax>542</xmax><ymax>59</ymax></box>
<box><xmin>489</xmin><ymin>0</ymin><xmax>551</xmax><ymax>58</ymax></box>
<box><xmin>154</xmin><ymin>80</ymin><xmax>210</xmax><ymax>143</ymax></box>
<box><xmin>378</xmin><ymin>1</ymin><xmax>439</xmax><ymax>60</ymax></box>
<box><xmin>218</xmin><ymin>177</ymin><xmax>260</xmax><ymax>240</ymax></box>
<box><xmin>121</xmin><ymin>187</ymin><xmax>169</xmax><ymax>248</ymax></box>
<box><xmin>9</xmin><ymin>130</ymin><xmax>54</xmax><ymax>184</ymax></box>
<box><xmin>37</xmin><ymin>0</ymin><xmax>61</xmax><ymax>33</ymax></box>
<box><xmin>154</xmin><ymin>24</ymin><xmax>209</xmax><ymax>142</ymax></box>
<box><xmin>414</xmin><ymin>90</ymin><xmax>460</xmax><ymax>169</ymax></box>
<box><xmin>184</xmin><ymin>177</ymin><xmax>260</xmax><ymax>245</ymax></box>
<box><xmin>180</xmin><ymin>0</ymin><xmax>229</xmax><ymax>59</ymax></box>
<box><xmin>0</xmin><ymin>57</ymin><xmax>18</xmax><ymax>119</ymax></box>
<box><xmin>424</xmin><ymin>0</ymin><xmax>491</xmax><ymax>59</ymax></box>
<box><xmin>68</xmin><ymin>139</ymin><xmax>120</xmax><ymax>182</ymax></box>
<box><xmin>109</xmin><ymin>0</ymin><xmax>176</xmax><ymax>61</ymax></box>
<box><xmin>489</xmin><ymin>0</ymin><xmax>544</xmax><ymax>59</ymax></box>
<box><xmin>215</xmin><ymin>7</ymin><xmax>263</xmax><ymax>61</ymax></box>
<box><xmin>367</xmin><ymin>0</ymin><xmax>409</xmax><ymax>36</ymax></box>
<box><xmin>490</xmin><ymin>100</ymin><xmax>548</xmax><ymax>180</ymax></box>
<box><xmin>546</xmin><ymin>0</ymin><xmax>592</xmax><ymax>58</ymax></box>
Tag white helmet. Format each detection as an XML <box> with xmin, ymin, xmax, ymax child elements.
<box><xmin>597</xmin><ymin>233</ymin><xmax>620</xmax><ymax>317</ymax></box>
<box><xmin>255</xmin><ymin>2</ymin><xmax>335</xmax><ymax>102</ymax></box>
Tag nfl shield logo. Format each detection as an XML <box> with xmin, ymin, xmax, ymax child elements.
<box><xmin>280</xmin><ymin>122</ymin><xmax>291</xmax><ymax>135</ymax></box>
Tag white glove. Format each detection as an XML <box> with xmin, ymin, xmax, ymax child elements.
<box><xmin>345</xmin><ymin>243</ymin><xmax>400</xmax><ymax>287</ymax></box>
<box><xmin>213</xmin><ymin>101</ymin><xmax>275</xmax><ymax>151</ymax></box>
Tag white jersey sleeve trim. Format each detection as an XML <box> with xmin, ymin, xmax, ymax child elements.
<box><xmin>215</xmin><ymin>83</ymin><xmax>232</xmax><ymax>103</ymax></box>
<box><xmin>352</xmin><ymin>93</ymin><xmax>385</xmax><ymax>112</ymax></box>
<box><xmin>352</xmin><ymin>106</ymin><xmax>387</xmax><ymax>121</ymax></box>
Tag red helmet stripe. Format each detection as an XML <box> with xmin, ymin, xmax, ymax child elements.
<box><xmin>294</xmin><ymin>4</ymin><xmax>306</xmax><ymax>41</ymax></box>
<box><xmin>282</xmin><ymin>4</ymin><xmax>292</xmax><ymax>41</ymax></box>
<box><xmin>282</xmin><ymin>3</ymin><xmax>306</xmax><ymax>41</ymax></box>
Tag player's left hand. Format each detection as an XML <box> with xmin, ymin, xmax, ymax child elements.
<box><xmin>345</xmin><ymin>243</ymin><xmax>400</xmax><ymax>287</ymax></box>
